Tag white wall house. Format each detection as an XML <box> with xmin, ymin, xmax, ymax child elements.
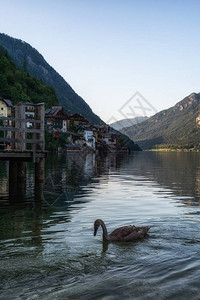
<box><xmin>84</xmin><ymin>130</ymin><xmax>95</xmax><ymax>149</ymax></box>
<box><xmin>102</xmin><ymin>134</ymin><xmax>117</xmax><ymax>145</ymax></box>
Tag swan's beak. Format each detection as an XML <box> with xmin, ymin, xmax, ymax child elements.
<box><xmin>94</xmin><ymin>227</ymin><xmax>98</xmax><ymax>236</ymax></box>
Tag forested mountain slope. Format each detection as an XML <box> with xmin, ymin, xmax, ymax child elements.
<box><xmin>122</xmin><ymin>93</ymin><xmax>200</xmax><ymax>149</ymax></box>
<box><xmin>0</xmin><ymin>45</ymin><xmax>58</xmax><ymax>107</ymax></box>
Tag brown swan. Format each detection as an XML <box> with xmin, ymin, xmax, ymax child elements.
<box><xmin>94</xmin><ymin>219</ymin><xmax>151</xmax><ymax>242</ymax></box>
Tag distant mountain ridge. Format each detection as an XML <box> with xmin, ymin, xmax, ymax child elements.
<box><xmin>122</xmin><ymin>92</ymin><xmax>200</xmax><ymax>149</ymax></box>
<box><xmin>110</xmin><ymin>116</ymin><xmax>148</xmax><ymax>131</ymax></box>
<box><xmin>0</xmin><ymin>33</ymin><xmax>103</xmax><ymax>124</ymax></box>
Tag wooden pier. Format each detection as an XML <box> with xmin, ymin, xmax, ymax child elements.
<box><xmin>0</xmin><ymin>102</ymin><xmax>47</xmax><ymax>199</ymax></box>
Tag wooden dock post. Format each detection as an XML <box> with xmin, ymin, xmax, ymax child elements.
<box><xmin>34</xmin><ymin>103</ymin><xmax>45</xmax><ymax>199</ymax></box>
<box><xmin>34</xmin><ymin>103</ymin><xmax>45</xmax><ymax>151</ymax></box>
<box><xmin>9</xmin><ymin>160</ymin><xmax>18</xmax><ymax>192</ymax></box>
<box><xmin>9</xmin><ymin>160</ymin><xmax>26</xmax><ymax>201</ymax></box>
<box><xmin>35</xmin><ymin>158</ymin><xmax>45</xmax><ymax>201</ymax></box>
<box><xmin>35</xmin><ymin>158</ymin><xmax>45</xmax><ymax>183</ymax></box>
<box><xmin>15</xmin><ymin>103</ymin><xmax>26</xmax><ymax>151</ymax></box>
<box><xmin>17</xmin><ymin>161</ymin><xmax>27</xmax><ymax>181</ymax></box>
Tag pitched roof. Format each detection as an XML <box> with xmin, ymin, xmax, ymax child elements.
<box><xmin>69</xmin><ymin>113</ymin><xmax>88</xmax><ymax>121</ymax></box>
<box><xmin>0</xmin><ymin>98</ymin><xmax>13</xmax><ymax>107</ymax></box>
<box><xmin>45</xmin><ymin>106</ymin><xmax>69</xmax><ymax>118</ymax></box>
<box><xmin>45</xmin><ymin>107</ymin><xmax>60</xmax><ymax>117</ymax></box>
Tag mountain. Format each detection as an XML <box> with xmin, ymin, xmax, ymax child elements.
<box><xmin>122</xmin><ymin>92</ymin><xmax>200</xmax><ymax>149</ymax></box>
<box><xmin>0</xmin><ymin>45</ymin><xmax>58</xmax><ymax>107</ymax></box>
<box><xmin>0</xmin><ymin>33</ymin><xmax>103</xmax><ymax>124</ymax></box>
<box><xmin>110</xmin><ymin>116</ymin><xmax>148</xmax><ymax>131</ymax></box>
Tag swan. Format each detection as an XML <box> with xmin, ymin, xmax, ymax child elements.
<box><xmin>94</xmin><ymin>219</ymin><xmax>151</xmax><ymax>242</ymax></box>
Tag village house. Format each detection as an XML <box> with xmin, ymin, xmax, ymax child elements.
<box><xmin>76</xmin><ymin>124</ymin><xmax>96</xmax><ymax>149</ymax></box>
<box><xmin>0</xmin><ymin>98</ymin><xmax>13</xmax><ymax>117</ymax></box>
<box><xmin>92</xmin><ymin>124</ymin><xmax>122</xmax><ymax>152</ymax></box>
<box><xmin>102</xmin><ymin>133</ymin><xmax>117</xmax><ymax>146</ymax></box>
<box><xmin>45</xmin><ymin>106</ymin><xmax>69</xmax><ymax>132</ymax></box>
<box><xmin>84</xmin><ymin>129</ymin><xmax>96</xmax><ymax>149</ymax></box>
<box><xmin>0</xmin><ymin>99</ymin><xmax>13</xmax><ymax>147</ymax></box>
<box><xmin>93</xmin><ymin>125</ymin><xmax>115</xmax><ymax>144</ymax></box>
<box><xmin>94</xmin><ymin>124</ymin><xmax>110</xmax><ymax>133</ymax></box>
<box><xmin>69</xmin><ymin>113</ymin><xmax>89</xmax><ymax>126</ymax></box>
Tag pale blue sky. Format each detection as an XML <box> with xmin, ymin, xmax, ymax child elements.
<box><xmin>1</xmin><ymin>0</ymin><xmax>200</xmax><ymax>122</ymax></box>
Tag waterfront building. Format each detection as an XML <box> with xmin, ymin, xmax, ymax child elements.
<box><xmin>45</xmin><ymin>106</ymin><xmax>69</xmax><ymax>132</ymax></box>
<box><xmin>69</xmin><ymin>113</ymin><xmax>89</xmax><ymax>126</ymax></box>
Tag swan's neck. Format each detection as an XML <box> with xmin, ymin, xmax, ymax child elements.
<box><xmin>100</xmin><ymin>221</ymin><xmax>109</xmax><ymax>241</ymax></box>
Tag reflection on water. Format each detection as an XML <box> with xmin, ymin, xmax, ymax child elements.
<box><xmin>121</xmin><ymin>152</ymin><xmax>200</xmax><ymax>205</ymax></box>
<box><xmin>0</xmin><ymin>152</ymin><xmax>200</xmax><ymax>299</ymax></box>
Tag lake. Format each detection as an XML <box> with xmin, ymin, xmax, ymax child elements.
<box><xmin>0</xmin><ymin>151</ymin><xmax>200</xmax><ymax>299</ymax></box>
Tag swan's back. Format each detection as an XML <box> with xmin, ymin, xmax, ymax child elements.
<box><xmin>109</xmin><ymin>225</ymin><xmax>135</xmax><ymax>239</ymax></box>
<box><xmin>109</xmin><ymin>225</ymin><xmax>151</xmax><ymax>242</ymax></box>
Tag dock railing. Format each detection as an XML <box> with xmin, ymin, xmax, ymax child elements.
<box><xmin>0</xmin><ymin>102</ymin><xmax>45</xmax><ymax>152</ymax></box>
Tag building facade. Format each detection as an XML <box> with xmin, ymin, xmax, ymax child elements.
<box><xmin>0</xmin><ymin>98</ymin><xmax>13</xmax><ymax>117</ymax></box>
<box><xmin>45</xmin><ymin>106</ymin><xmax>69</xmax><ymax>132</ymax></box>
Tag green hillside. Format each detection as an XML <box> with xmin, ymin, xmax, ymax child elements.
<box><xmin>0</xmin><ymin>46</ymin><xmax>58</xmax><ymax>107</ymax></box>
<box><xmin>0</xmin><ymin>33</ymin><xmax>103</xmax><ymax>124</ymax></box>
<box><xmin>122</xmin><ymin>93</ymin><xmax>200</xmax><ymax>150</ymax></box>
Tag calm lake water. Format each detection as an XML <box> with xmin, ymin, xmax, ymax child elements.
<box><xmin>0</xmin><ymin>151</ymin><xmax>200</xmax><ymax>299</ymax></box>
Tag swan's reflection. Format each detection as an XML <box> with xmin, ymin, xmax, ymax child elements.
<box><xmin>102</xmin><ymin>241</ymin><xmax>109</xmax><ymax>252</ymax></box>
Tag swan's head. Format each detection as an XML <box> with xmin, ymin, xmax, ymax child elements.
<box><xmin>94</xmin><ymin>219</ymin><xmax>102</xmax><ymax>236</ymax></box>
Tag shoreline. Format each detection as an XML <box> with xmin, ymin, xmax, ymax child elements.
<box><xmin>147</xmin><ymin>148</ymin><xmax>200</xmax><ymax>152</ymax></box>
